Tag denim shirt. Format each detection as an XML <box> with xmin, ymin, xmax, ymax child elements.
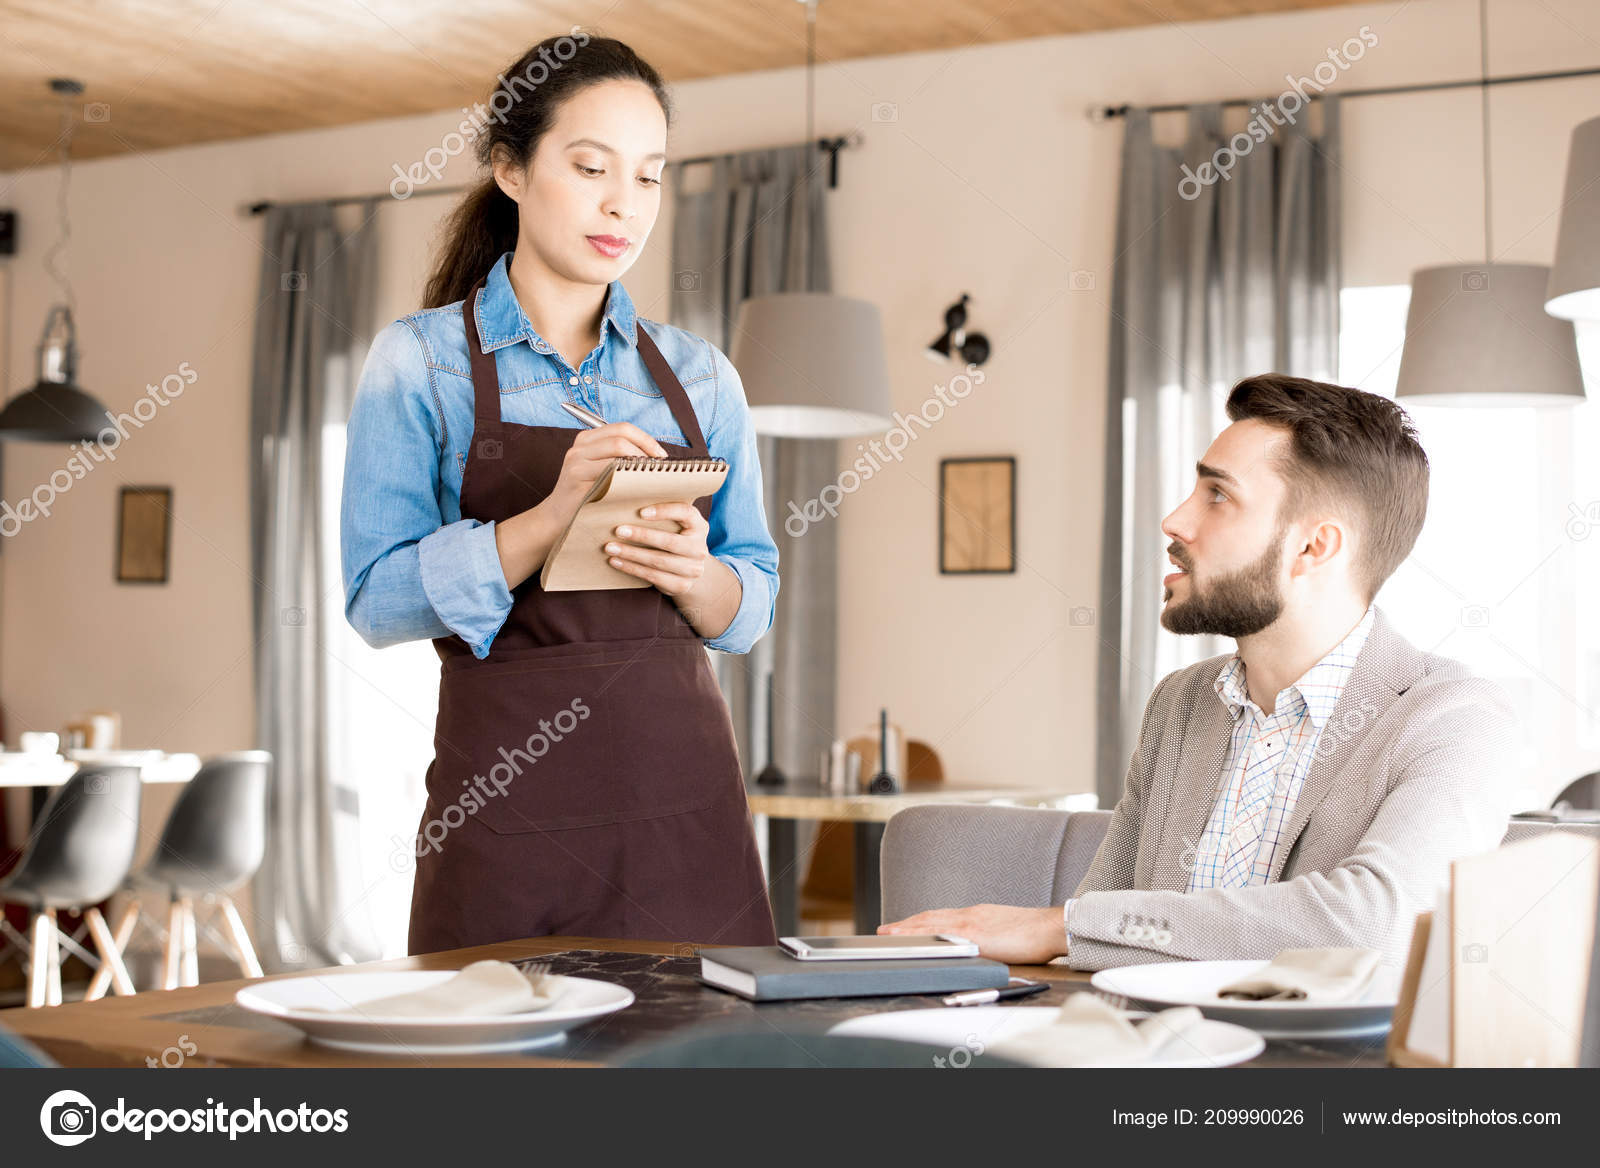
<box><xmin>340</xmin><ymin>251</ymin><xmax>779</xmax><ymax>659</ymax></box>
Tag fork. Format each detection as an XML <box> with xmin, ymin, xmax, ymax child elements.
<box><xmin>516</xmin><ymin>958</ymin><xmax>557</xmax><ymax>988</ymax></box>
<box><xmin>1085</xmin><ymin>987</ymin><xmax>1151</xmax><ymax>1018</ymax></box>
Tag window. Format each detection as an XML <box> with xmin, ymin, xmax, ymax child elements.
<box><xmin>323</xmin><ymin>423</ymin><xmax>437</xmax><ymax>960</ymax></box>
<box><xmin>1340</xmin><ymin>286</ymin><xmax>1600</xmax><ymax>809</ymax></box>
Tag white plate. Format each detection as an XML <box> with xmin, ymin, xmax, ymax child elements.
<box><xmin>234</xmin><ymin>971</ymin><xmax>633</xmax><ymax>1055</ymax></box>
<box><xmin>827</xmin><ymin>1006</ymin><xmax>1264</xmax><ymax>1068</ymax></box>
<box><xmin>1091</xmin><ymin>960</ymin><xmax>1400</xmax><ymax>1039</ymax></box>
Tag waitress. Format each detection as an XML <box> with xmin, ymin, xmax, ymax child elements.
<box><xmin>340</xmin><ymin>33</ymin><xmax>779</xmax><ymax>955</ymax></box>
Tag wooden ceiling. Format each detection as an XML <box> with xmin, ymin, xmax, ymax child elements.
<box><xmin>0</xmin><ymin>0</ymin><xmax>1369</xmax><ymax>171</ymax></box>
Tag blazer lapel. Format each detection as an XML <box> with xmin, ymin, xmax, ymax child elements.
<box><xmin>1267</xmin><ymin>607</ymin><xmax>1422</xmax><ymax>882</ymax></box>
<box><xmin>1152</xmin><ymin>670</ymin><xmax>1236</xmax><ymax>891</ymax></box>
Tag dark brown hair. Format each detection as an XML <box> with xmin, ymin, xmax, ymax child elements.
<box><xmin>1225</xmin><ymin>374</ymin><xmax>1429</xmax><ymax>603</ymax></box>
<box><xmin>421</xmin><ymin>33</ymin><xmax>672</xmax><ymax>309</ymax></box>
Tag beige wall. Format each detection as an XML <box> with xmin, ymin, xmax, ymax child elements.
<box><xmin>0</xmin><ymin>0</ymin><xmax>1596</xmax><ymax>862</ymax></box>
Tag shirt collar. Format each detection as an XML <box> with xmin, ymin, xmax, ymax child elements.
<box><xmin>472</xmin><ymin>250</ymin><xmax>639</xmax><ymax>354</ymax></box>
<box><xmin>1213</xmin><ymin>604</ymin><xmax>1377</xmax><ymax>728</ymax></box>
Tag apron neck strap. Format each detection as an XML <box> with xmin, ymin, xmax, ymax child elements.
<box><xmin>635</xmin><ymin>325</ymin><xmax>710</xmax><ymax>457</ymax></box>
<box><xmin>463</xmin><ymin>278</ymin><xmax>502</xmax><ymax>426</ymax></box>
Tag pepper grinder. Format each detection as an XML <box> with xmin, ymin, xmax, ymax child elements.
<box><xmin>753</xmin><ymin>672</ymin><xmax>787</xmax><ymax>786</ymax></box>
<box><xmin>868</xmin><ymin>707</ymin><xmax>899</xmax><ymax>794</ymax></box>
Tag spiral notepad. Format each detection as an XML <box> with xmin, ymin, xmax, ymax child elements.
<box><xmin>540</xmin><ymin>456</ymin><xmax>730</xmax><ymax>592</ymax></box>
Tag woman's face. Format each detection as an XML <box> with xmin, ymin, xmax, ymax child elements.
<box><xmin>495</xmin><ymin>78</ymin><xmax>667</xmax><ymax>288</ymax></box>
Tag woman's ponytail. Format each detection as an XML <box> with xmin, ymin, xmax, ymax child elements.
<box><xmin>421</xmin><ymin>32</ymin><xmax>672</xmax><ymax>310</ymax></box>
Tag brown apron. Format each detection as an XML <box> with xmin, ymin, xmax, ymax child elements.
<box><xmin>406</xmin><ymin>277</ymin><xmax>777</xmax><ymax>955</ymax></box>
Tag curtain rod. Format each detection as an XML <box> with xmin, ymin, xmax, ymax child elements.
<box><xmin>1090</xmin><ymin>65</ymin><xmax>1600</xmax><ymax>120</ymax></box>
<box><xmin>246</xmin><ymin>132</ymin><xmax>861</xmax><ymax>215</ymax></box>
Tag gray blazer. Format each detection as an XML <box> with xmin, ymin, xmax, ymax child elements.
<box><xmin>1067</xmin><ymin>606</ymin><xmax>1520</xmax><ymax>971</ymax></box>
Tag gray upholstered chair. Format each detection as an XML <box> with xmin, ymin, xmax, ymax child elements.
<box><xmin>880</xmin><ymin>805</ymin><xmax>1600</xmax><ymax>922</ymax></box>
<box><xmin>92</xmin><ymin>751</ymin><xmax>271</xmax><ymax>994</ymax></box>
<box><xmin>0</xmin><ymin>766</ymin><xmax>142</xmax><ymax>1007</ymax></box>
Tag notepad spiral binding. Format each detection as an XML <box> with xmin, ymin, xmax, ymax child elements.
<box><xmin>612</xmin><ymin>456</ymin><xmax>728</xmax><ymax>472</ymax></box>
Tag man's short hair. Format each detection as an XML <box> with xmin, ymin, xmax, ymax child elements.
<box><xmin>1225</xmin><ymin>374</ymin><xmax>1429</xmax><ymax>602</ymax></box>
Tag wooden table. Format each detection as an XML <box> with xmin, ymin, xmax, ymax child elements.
<box><xmin>746</xmin><ymin>778</ymin><xmax>1083</xmax><ymax>934</ymax></box>
<box><xmin>0</xmin><ymin>936</ymin><xmax>1390</xmax><ymax>1068</ymax></box>
<box><xmin>0</xmin><ymin>751</ymin><xmax>201</xmax><ymax>789</ymax></box>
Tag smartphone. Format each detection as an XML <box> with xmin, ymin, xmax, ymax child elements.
<box><xmin>778</xmin><ymin>934</ymin><xmax>979</xmax><ymax>960</ymax></box>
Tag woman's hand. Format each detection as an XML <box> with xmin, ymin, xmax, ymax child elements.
<box><xmin>546</xmin><ymin>422</ymin><xmax>667</xmax><ymax>521</ymax></box>
<box><xmin>604</xmin><ymin>502</ymin><xmax>710</xmax><ymax>598</ymax></box>
<box><xmin>607</xmin><ymin>503</ymin><xmax>743</xmax><ymax>641</ymax></box>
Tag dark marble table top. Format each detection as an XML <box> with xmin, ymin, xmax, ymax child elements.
<box><xmin>159</xmin><ymin>947</ymin><xmax>1388</xmax><ymax>1062</ymax></box>
<box><xmin>149</xmin><ymin>948</ymin><xmax>1388</xmax><ymax>1067</ymax></box>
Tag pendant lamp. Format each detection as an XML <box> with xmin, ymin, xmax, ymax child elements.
<box><xmin>729</xmin><ymin>0</ymin><xmax>892</xmax><ymax>439</ymax></box>
<box><xmin>1395</xmin><ymin>2</ymin><xmax>1585</xmax><ymax>408</ymax></box>
<box><xmin>0</xmin><ymin>79</ymin><xmax>115</xmax><ymax>443</ymax></box>
<box><xmin>1545</xmin><ymin>114</ymin><xmax>1600</xmax><ymax>322</ymax></box>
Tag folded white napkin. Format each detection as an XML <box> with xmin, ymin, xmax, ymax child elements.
<box><xmin>1217</xmin><ymin>947</ymin><xmax>1380</xmax><ymax>1002</ymax></box>
<box><xmin>310</xmin><ymin>961</ymin><xmax>563</xmax><ymax>1019</ymax></box>
<box><xmin>987</xmin><ymin>992</ymin><xmax>1206</xmax><ymax>1067</ymax></box>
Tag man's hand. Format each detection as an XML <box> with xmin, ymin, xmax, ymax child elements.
<box><xmin>878</xmin><ymin>904</ymin><xmax>1068</xmax><ymax>965</ymax></box>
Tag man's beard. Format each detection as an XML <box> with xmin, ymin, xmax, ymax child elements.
<box><xmin>1160</xmin><ymin>524</ymin><xmax>1286</xmax><ymax>639</ymax></box>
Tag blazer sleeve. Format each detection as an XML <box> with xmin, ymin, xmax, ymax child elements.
<box><xmin>1071</xmin><ymin>670</ymin><xmax>1175</xmax><ymax>899</ymax></box>
<box><xmin>1063</xmin><ymin>675</ymin><xmax>1519</xmax><ymax>972</ymax></box>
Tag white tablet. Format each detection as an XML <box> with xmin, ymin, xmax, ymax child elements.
<box><xmin>778</xmin><ymin>934</ymin><xmax>979</xmax><ymax>960</ymax></box>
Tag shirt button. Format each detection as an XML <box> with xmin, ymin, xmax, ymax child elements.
<box><xmin>568</xmin><ymin>376</ymin><xmax>579</xmax><ymax>386</ymax></box>
<box><xmin>583</xmin><ymin>375</ymin><xmax>593</xmax><ymax>384</ymax></box>
<box><xmin>534</xmin><ymin>340</ymin><xmax>548</xmax><ymax>352</ymax></box>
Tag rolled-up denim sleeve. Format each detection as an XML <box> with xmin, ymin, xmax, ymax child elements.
<box><xmin>700</xmin><ymin>340</ymin><xmax>779</xmax><ymax>655</ymax></box>
<box><xmin>340</xmin><ymin>320</ymin><xmax>513</xmax><ymax>658</ymax></box>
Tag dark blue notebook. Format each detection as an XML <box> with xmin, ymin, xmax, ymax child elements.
<box><xmin>696</xmin><ymin>945</ymin><xmax>1011</xmax><ymax>1002</ymax></box>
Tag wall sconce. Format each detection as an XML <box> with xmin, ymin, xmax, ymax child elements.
<box><xmin>926</xmin><ymin>293</ymin><xmax>991</xmax><ymax>367</ymax></box>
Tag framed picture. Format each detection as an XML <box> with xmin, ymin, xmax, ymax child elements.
<box><xmin>116</xmin><ymin>486</ymin><xmax>172</xmax><ymax>583</ymax></box>
<box><xmin>939</xmin><ymin>457</ymin><xmax>1015</xmax><ymax>574</ymax></box>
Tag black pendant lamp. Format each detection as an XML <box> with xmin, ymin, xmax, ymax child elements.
<box><xmin>0</xmin><ymin>79</ymin><xmax>114</xmax><ymax>444</ymax></box>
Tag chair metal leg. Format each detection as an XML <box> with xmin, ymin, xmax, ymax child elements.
<box><xmin>179</xmin><ymin>897</ymin><xmax>199</xmax><ymax>988</ymax></box>
<box><xmin>27</xmin><ymin>911</ymin><xmax>53</xmax><ymax>1008</ymax></box>
<box><xmin>0</xmin><ymin>917</ymin><xmax>30</xmax><ymax>969</ymax></box>
<box><xmin>217</xmin><ymin>896</ymin><xmax>263</xmax><ymax>978</ymax></box>
<box><xmin>44</xmin><ymin>909</ymin><xmax>62</xmax><ymax>1007</ymax></box>
<box><xmin>83</xmin><ymin>906</ymin><xmax>135</xmax><ymax>999</ymax></box>
<box><xmin>85</xmin><ymin>900</ymin><xmax>140</xmax><ymax>1000</ymax></box>
<box><xmin>54</xmin><ymin>921</ymin><xmax>98</xmax><ymax>967</ymax></box>
<box><xmin>161</xmin><ymin>898</ymin><xmax>184</xmax><ymax>991</ymax></box>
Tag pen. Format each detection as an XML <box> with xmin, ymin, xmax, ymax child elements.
<box><xmin>941</xmin><ymin>977</ymin><xmax>1050</xmax><ymax>1007</ymax></box>
<box><xmin>561</xmin><ymin>400</ymin><xmax>607</xmax><ymax>428</ymax></box>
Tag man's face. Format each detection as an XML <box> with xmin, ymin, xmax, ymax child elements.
<box><xmin>1159</xmin><ymin>419</ymin><xmax>1294</xmax><ymax>638</ymax></box>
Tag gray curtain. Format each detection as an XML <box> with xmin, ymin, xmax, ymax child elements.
<box><xmin>669</xmin><ymin>143</ymin><xmax>836</xmax><ymax>788</ymax></box>
<box><xmin>250</xmin><ymin>200</ymin><xmax>382</xmax><ymax>969</ymax></box>
<box><xmin>1095</xmin><ymin>99</ymin><xmax>1342</xmax><ymax>806</ymax></box>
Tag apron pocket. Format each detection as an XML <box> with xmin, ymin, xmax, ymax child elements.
<box><xmin>433</xmin><ymin>641</ymin><xmax>730</xmax><ymax>833</ymax></box>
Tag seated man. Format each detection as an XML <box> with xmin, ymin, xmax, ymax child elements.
<box><xmin>881</xmin><ymin>374</ymin><xmax>1518</xmax><ymax>970</ymax></box>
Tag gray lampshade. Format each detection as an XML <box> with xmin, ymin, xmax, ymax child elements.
<box><xmin>729</xmin><ymin>293</ymin><xmax>893</xmax><ymax>437</ymax></box>
<box><xmin>0</xmin><ymin>305</ymin><xmax>113</xmax><ymax>442</ymax></box>
<box><xmin>1395</xmin><ymin>263</ymin><xmax>1586</xmax><ymax>407</ymax></box>
<box><xmin>1546</xmin><ymin>115</ymin><xmax>1600</xmax><ymax>321</ymax></box>
<box><xmin>0</xmin><ymin>383</ymin><xmax>114</xmax><ymax>442</ymax></box>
